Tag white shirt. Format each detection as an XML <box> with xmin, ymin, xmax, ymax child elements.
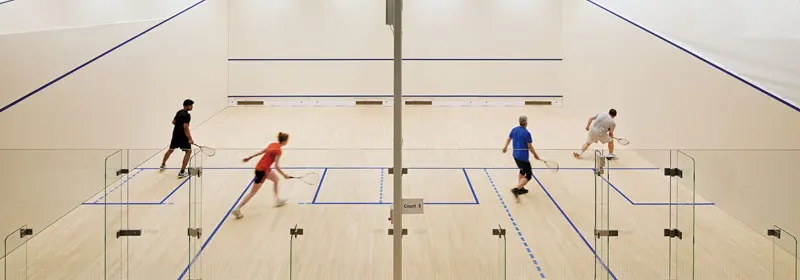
<box><xmin>590</xmin><ymin>113</ymin><xmax>616</xmax><ymax>133</ymax></box>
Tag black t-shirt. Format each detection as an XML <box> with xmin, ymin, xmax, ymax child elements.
<box><xmin>172</xmin><ymin>109</ymin><xmax>191</xmax><ymax>139</ymax></box>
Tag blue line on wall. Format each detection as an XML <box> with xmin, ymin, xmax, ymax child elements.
<box><xmin>229</xmin><ymin>57</ymin><xmax>562</xmax><ymax>61</ymax></box>
<box><xmin>0</xmin><ymin>0</ymin><xmax>207</xmax><ymax>113</ymax></box>
<box><xmin>586</xmin><ymin>0</ymin><xmax>800</xmax><ymax>113</ymax></box>
<box><xmin>227</xmin><ymin>94</ymin><xmax>563</xmax><ymax>98</ymax></box>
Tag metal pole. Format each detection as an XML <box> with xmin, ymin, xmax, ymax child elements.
<box><xmin>392</xmin><ymin>0</ymin><xmax>403</xmax><ymax>278</ymax></box>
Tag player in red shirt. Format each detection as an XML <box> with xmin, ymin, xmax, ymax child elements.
<box><xmin>232</xmin><ymin>132</ymin><xmax>291</xmax><ymax>219</ymax></box>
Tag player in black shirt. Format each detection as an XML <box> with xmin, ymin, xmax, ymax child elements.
<box><xmin>160</xmin><ymin>99</ymin><xmax>195</xmax><ymax>178</ymax></box>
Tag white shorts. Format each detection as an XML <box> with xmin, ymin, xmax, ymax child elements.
<box><xmin>586</xmin><ymin>131</ymin><xmax>612</xmax><ymax>144</ymax></box>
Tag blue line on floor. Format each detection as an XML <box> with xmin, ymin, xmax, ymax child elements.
<box><xmin>483</xmin><ymin>169</ymin><xmax>546</xmax><ymax>279</ymax></box>
<box><xmin>82</xmin><ymin>202</ymin><xmax>167</xmax><ymax>205</ymax></box>
<box><xmin>177</xmin><ymin>178</ymin><xmax>254</xmax><ymax>280</ymax></box>
<box><xmin>528</xmin><ymin>171</ymin><xmax>617</xmax><ymax>279</ymax></box>
<box><xmin>93</xmin><ymin>169</ymin><xmax>144</xmax><ymax>203</ymax></box>
<box><xmin>379</xmin><ymin>168</ymin><xmax>385</xmax><ymax>203</ymax></box>
<box><xmin>311</xmin><ymin>168</ymin><xmax>328</xmax><ymax>203</ymax></box>
<box><xmin>462</xmin><ymin>168</ymin><xmax>480</xmax><ymax>204</ymax></box>
<box><xmin>84</xmin><ymin>173</ymin><xmax>190</xmax><ymax>206</ymax></box>
<box><xmin>143</xmin><ymin>166</ymin><xmax>659</xmax><ymax>171</ymax></box>
<box><xmin>302</xmin><ymin>201</ymin><xmax>477</xmax><ymax>205</ymax></box>
<box><xmin>160</xmin><ymin>177</ymin><xmax>191</xmax><ymax>204</ymax></box>
<box><xmin>598</xmin><ymin>173</ymin><xmax>715</xmax><ymax>206</ymax></box>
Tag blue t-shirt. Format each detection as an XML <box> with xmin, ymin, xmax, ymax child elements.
<box><xmin>509</xmin><ymin>126</ymin><xmax>532</xmax><ymax>161</ymax></box>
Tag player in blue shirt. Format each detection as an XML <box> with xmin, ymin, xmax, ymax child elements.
<box><xmin>502</xmin><ymin>116</ymin><xmax>540</xmax><ymax>202</ymax></box>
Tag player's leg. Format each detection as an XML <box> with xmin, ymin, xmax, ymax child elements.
<box><xmin>511</xmin><ymin>159</ymin><xmax>532</xmax><ymax>202</ymax></box>
<box><xmin>573</xmin><ymin>132</ymin><xmax>596</xmax><ymax>158</ymax></box>
<box><xmin>177</xmin><ymin>141</ymin><xmax>191</xmax><ymax>178</ymax></box>
<box><xmin>518</xmin><ymin>161</ymin><xmax>532</xmax><ymax>191</ymax></box>
<box><xmin>266</xmin><ymin>170</ymin><xmax>286</xmax><ymax>206</ymax></box>
<box><xmin>605</xmin><ymin>135</ymin><xmax>615</xmax><ymax>158</ymax></box>
<box><xmin>161</xmin><ymin>138</ymin><xmax>180</xmax><ymax>171</ymax></box>
<box><xmin>160</xmin><ymin>149</ymin><xmax>174</xmax><ymax>172</ymax></box>
<box><xmin>232</xmin><ymin>170</ymin><xmax>266</xmax><ymax>219</ymax></box>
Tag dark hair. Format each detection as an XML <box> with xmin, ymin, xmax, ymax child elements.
<box><xmin>609</xmin><ymin>109</ymin><xmax>617</xmax><ymax>117</ymax></box>
<box><xmin>277</xmin><ymin>132</ymin><xmax>289</xmax><ymax>143</ymax></box>
<box><xmin>183</xmin><ymin>99</ymin><xmax>194</xmax><ymax>107</ymax></box>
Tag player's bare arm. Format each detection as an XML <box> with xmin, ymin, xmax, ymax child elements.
<box><xmin>585</xmin><ymin>116</ymin><xmax>596</xmax><ymax>131</ymax></box>
<box><xmin>273</xmin><ymin>155</ymin><xmax>289</xmax><ymax>179</ymax></box>
<box><xmin>502</xmin><ymin>137</ymin><xmax>512</xmax><ymax>153</ymax></box>
<box><xmin>183</xmin><ymin>123</ymin><xmax>193</xmax><ymax>144</ymax></box>
<box><xmin>527</xmin><ymin>143</ymin><xmax>540</xmax><ymax>160</ymax></box>
<box><xmin>242</xmin><ymin>148</ymin><xmax>268</xmax><ymax>162</ymax></box>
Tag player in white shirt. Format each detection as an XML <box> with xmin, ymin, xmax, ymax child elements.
<box><xmin>573</xmin><ymin>109</ymin><xmax>618</xmax><ymax>159</ymax></box>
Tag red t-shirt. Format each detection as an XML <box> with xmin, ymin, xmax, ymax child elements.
<box><xmin>256</xmin><ymin>143</ymin><xmax>282</xmax><ymax>171</ymax></box>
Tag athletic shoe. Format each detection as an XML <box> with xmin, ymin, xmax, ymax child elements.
<box><xmin>159</xmin><ymin>165</ymin><xmax>166</xmax><ymax>172</ymax></box>
<box><xmin>178</xmin><ymin>172</ymin><xmax>188</xmax><ymax>179</ymax></box>
<box><xmin>519</xmin><ymin>188</ymin><xmax>529</xmax><ymax>194</ymax></box>
<box><xmin>232</xmin><ymin>209</ymin><xmax>243</xmax><ymax>219</ymax></box>
<box><xmin>275</xmin><ymin>199</ymin><xmax>287</xmax><ymax>207</ymax></box>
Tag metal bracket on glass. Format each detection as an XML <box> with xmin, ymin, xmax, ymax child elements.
<box><xmin>19</xmin><ymin>228</ymin><xmax>33</xmax><ymax>238</ymax></box>
<box><xmin>768</xmin><ymin>229</ymin><xmax>781</xmax><ymax>239</ymax></box>
<box><xmin>188</xmin><ymin>167</ymin><xmax>202</xmax><ymax>177</ymax></box>
<box><xmin>116</xmin><ymin>229</ymin><xmax>141</xmax><ymax>238</ymax></box>
<box><xmin>116</xmin><ymin>169</ymin><xmax>130</xmax><ymax>176</ymax></box>
<box><xmin>595</xmin><ymin>229</ymin><xmax>619</xmax><ymax>238</ymax></box>
<box><xmin>663</xmin><ymin>168</ymin><xmax>683</xmax><ymax>178</ymax></box>
<box><xmin>664</xmin><ymin>229</ymin><xmax>683</xmax><ymax>239</ymax></box>
<box><xmin>388</xmin><ymin>228</ymin><xmax>408</xmax><ymax>236</ymax></box>
<box><xmin>289</xmin><ymin>225</ymin><xmax>303</xmax><ymax>238</ymax></box>
<box><xmin>492</xmin><ymin>225</ymin><xmax>506</xmax><ymax>238</ymax></box>
<box><xmin>188</xmin><ymin>228</ymin><xmax>202</xmax><ymax>239</ymax></box>
<box><xmin>388</xmin><ymin>167</ymin><xmax>408</xmax><ymax>175</ymax></box>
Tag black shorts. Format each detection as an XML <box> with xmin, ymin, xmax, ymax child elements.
<box><xmin>254</xmin><ymin>170</ymin><xmax>268</xmax><ymax>184</ymax></box>
<box><xmin>514</xmin><ymin>158</ymin><xmax>533</xmax><ymax>180</ymax></box>
<box><xmin>169</xmin><ymin>136</ymin><xmax>191</xmax><ymax>151</ymax></box>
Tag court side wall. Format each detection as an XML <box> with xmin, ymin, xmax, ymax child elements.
<box><xmin>228</xmin><ymin>0</ymin><xmax>562</xmax><ymax>96</ymax></box>
<box><xmin>563</xmin><ymin>0</ymin><xmax>800</xmax><ymax>253</ymax></box>
<box><xmin>0</xmin><ymin>0</ymin><xmax>228</xmax><ymax>149</ymax></box>
<box><xmin>0</xmin><ymin>0</ymin><xmax>200</xmax><ymax>34</ymax></box>
<box><xmin>0</xmin><ymin>0</ymin><xmax>228</xmax><ymax>258</ymax></box>
<box><xmin>590</xmin><ymin>0</ymin><xmax>800</xmax><ymax>112</ymax></box>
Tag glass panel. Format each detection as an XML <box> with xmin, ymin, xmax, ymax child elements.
<box><xmin>0</xmin><ymin>149</ymin><xmax>118</xmax><ymax>278</ymax></box>
<box><xmin>594</xmin><ymin>150</ymin><xmax>611</xmax><ymax>279</ymax></box>
<box><xmin>674</xmin><ymin>150</ymin><xmax>696</xmax><ymax>279</ymax></box>
<box><xmin>191</xmin><ymin>148</ymin><xmax>392</xmax><ymax>279</ymax></box>
<box><xmin>595</xmin><ymin>149</ymin><xmax>673</xmax><ymax>279</ymax></box>
<box><xmin>679</xmin><ymin>149</ymin><xmax>792</xmax><ymax>279</ymax></box>
<box><xmin>496</xmin><ymin>225</ymin><xmax>507</xmax><ymax>280</ymax></box>
<box><xmin>187</xmin><ymin>149</ymin><xmax>204</xmax><ymax>279</ymax></box>
<box><xmin>104</xmin><ymin>149</ymin><xmax>131</xmax><ymax>279</ymax></box>
<box><xmin>3</xmin><ymin>225</ymin><xmax>32</xmax><ymax>280</ymax></box>
<box><xmin>770</xmin><ymin>225</ymin><xmax>798</xmax><ymax>279</ymax></box>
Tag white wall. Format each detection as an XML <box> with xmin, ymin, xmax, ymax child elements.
<box><xmin>590</xmin><ymin>0</ymin><xmax>800</xmax><ymax>110</ymax></box>
<box><xmin>228</xmin><ymin>0</ymin><xmax>562</xmax><ymax>95</ymax></box>
<box><xmin>0</xmin><ymin>0</ymin><xmax>199</xmax><ymax>34</ymax></box>
<box><xmin>0</xmin><ymin>0</ymin><xmax>228</xmax><ymax>260</ymax></box>
<box><xmin>0</xmin><ymin>0</ymin><xmax>228</xmax><ymax>149</ymax></box>
<box><xmin>563</xmin><ymin>0</ymin><xmax>800</xmax><ymax>254</ymax></box>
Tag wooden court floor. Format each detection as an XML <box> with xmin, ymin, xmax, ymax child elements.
<box><xmin>2</xmin><ymin>107</ymin><xmax>796</xmax><ymax>279</ymax></box>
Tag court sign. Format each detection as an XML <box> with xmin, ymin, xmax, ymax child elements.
<box><xmin>402</xmin><ymin>198</ymin><xmax>424</xmax><ymax>214</ymax></box>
